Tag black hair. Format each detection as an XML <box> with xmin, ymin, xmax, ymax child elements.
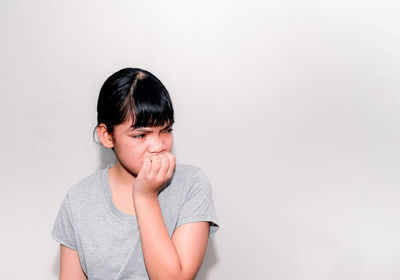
<box><xmin>93</xmin><ymin>68</ymin><xmax>174</xmax><ymax>142</ymax></box>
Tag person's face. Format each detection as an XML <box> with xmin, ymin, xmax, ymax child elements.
<box><xmin>111</xmin><ymin>119</ymin><xmax>173</xmax><ymax>176</ymax></box>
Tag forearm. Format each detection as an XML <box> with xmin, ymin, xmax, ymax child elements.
<box><xmin>133</xmin><ymin>194</ymin><xmax>184</xmax><ymax>280</ymax></box>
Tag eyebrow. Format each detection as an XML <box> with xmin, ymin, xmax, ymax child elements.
<box><xmin>129</xmin><ymin>124</ymin><xmax>172</xmax><ymax>132</ymax></box>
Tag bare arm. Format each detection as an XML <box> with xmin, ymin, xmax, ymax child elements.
<box><xmin>134</xmin><ymin>195</ymin><xmax>210</xmax><ymax>280</ymax></box>
<box><xmin>59</xmin><ymin>245</ymin><xmax>87</xmax><ymax>280</ymax></box>
<box><xmin>133</xmin><ymin>153</ymin><xmax>210</xmax><ymax>280</ymax></box>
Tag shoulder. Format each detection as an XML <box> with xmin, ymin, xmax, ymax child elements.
<box><xmin>170</xmin><ymin>164</ymin><xmax>212</xmax><ymax>195</ymax></box>
<box><xmin>63</xmin><ymin>168</ymin><xmax>105</xmax><ymax>205</ymax></box>
<box><xmin>173</xmin><ymin>164</ymin><xmax>208</xmax><ymax>184</ymax></box>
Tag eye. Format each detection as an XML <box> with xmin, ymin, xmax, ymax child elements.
<box><xmin>132</xmin><ymin>134</ymin><xmax>146</xmax><ymax>139</ymax></box>
<box><xmin>164</xmin><ymin>128</ymin><xmax>174</xmax><ymax>134</ymax></box>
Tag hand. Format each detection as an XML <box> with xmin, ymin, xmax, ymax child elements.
<box><xmin>133</xmin><ymin>152</ymin><xmax>176</xmax><ymax>197</ymax></box>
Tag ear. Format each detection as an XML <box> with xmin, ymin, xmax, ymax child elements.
<box><xmin>97</xmin><ymin>124</ymin><xmax>114</xmax><ymax>149</ymax></box>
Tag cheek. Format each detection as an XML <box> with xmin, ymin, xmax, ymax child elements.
<box><xmin>126</xmin><ymin>145</ymin><xmax>147</xmax><ymax>159</ymax></box>
<box><xmin>166</xmin><ymin>136</ymin><xmax>173</xmax><ymax>151</ymax></box>
<box><xmin>115</xmin><ymin>140</ymin><xmax>144</xmax><ymax>159</ymax></box>
<box><xmin>118</xmin><ymin>144</ymin><xmax>147</xmax><ymax>172</ymax></box>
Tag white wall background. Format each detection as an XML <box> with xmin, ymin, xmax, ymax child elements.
<box><xmin>1</xmin><ymin>0</ymin><xmax>399</xmax><ymax>279</ymax></box>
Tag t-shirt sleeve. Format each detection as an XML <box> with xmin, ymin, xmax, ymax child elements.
<box><xmin>51</xmin><ymin>193</ymin><xmax>77</xmax><ymax>250</ymax></box>
<box><xmin>176</xmin><ymin>168</ymin><xmax>220</xmax><ymax>238</ymax></box>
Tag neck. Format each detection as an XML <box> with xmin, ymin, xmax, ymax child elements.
<box><xmin>109</xmin><ymin>160</ymin><xmax>136</xmax><ymax>191</ymax></box>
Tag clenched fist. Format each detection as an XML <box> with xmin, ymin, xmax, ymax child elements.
<box><xmin>132</xmin><ymin>152</ymin><xmax>176</xmax><ymax>197</ymax></box>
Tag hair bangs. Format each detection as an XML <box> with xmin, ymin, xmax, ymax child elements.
<box><xmin>126</xmin><ymin>76</ymin><xmax>174</xmax><ymax>129</ymax></box>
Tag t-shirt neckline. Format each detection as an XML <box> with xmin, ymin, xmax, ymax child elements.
<box><xmin>102</xmin><ymin>164</ymin><xmax>138</xmax><ymax>224</ymax></box>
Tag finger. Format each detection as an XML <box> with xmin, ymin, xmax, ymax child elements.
<box><xmin>158</xmin><ymin>155</ymin><xmax>170</xmax><ymax>178</ymax></box>
<box><xmin>166</xmin><ymin>153</ymin><xmax>176</xmax><ymax>179</ymax></box>
<box><xmin>139</xmin><ymin>157</ymin><xmax>151</xmax><ymax>178</ymax></box>
<box><xmin>150</xmin><ymin>155</ymin><xmax>162</xmax><ymax>176</ymax></box>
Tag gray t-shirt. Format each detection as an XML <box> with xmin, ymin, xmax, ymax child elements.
<box><xmin>51</xmin><ymin>164</ymin><xmax>219</xmax><ymax>280</ymax></box>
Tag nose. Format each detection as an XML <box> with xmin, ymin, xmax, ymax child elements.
<box><xmin>148</xmin><ymin>137</ymin><xmax>167</xmax><ymax>154</ymax></box>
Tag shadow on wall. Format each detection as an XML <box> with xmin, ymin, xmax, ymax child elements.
<box><xmin>52</xmin><ymin>247</ymin><xmax>59</xmax><ymax>277</ymax></box>
<box><xmin>197</xmin><ymin>239</ymin><xmax>219</xmax><ymax>280</ymax></box>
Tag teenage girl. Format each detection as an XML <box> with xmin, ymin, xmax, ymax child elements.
<box><xmin>52</xmin><ymin>68</ymin><xmax>219</xmax><ymax>280</ymax></box>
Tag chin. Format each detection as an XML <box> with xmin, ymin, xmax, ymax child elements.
<box><xmin>119</xmin><ymin>161</ymin><xmax>140</xmax><ymax>177</ymax></box>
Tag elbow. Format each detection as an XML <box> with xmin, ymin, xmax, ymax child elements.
<box><xmin>168</xmin><ymin>270</ymin><xmax>197</xmax><ymax>280</ymax></box>
<box><xmin>150</xmin><ymin>267</ymin><xmax>196</xmax><ymax>280</ymax></box>
<box><xmin>153</xmin><ymin>275</ymin><xmax>194</xmax><ymax>280</ymax></box>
